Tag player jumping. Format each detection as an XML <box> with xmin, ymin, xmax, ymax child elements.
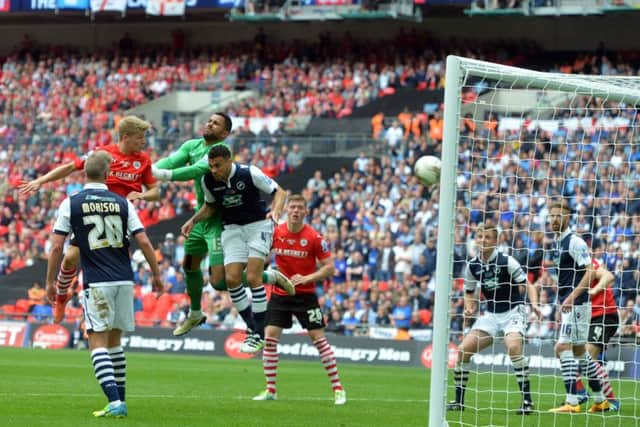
<box><xmin>151</xmin><ymin>112</ymin><xmax>294</xmax><ymax>337</ymax></box>
<box><xmin>20</xmin><ymin>116</ymin><xmax>159</xmax><ymax>323</ymax></box>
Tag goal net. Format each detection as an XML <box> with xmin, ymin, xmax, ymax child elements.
<box><xmin>429</xmin><ymin>56</ymin><xmax>640</xmax><ymax>427</ymax></box>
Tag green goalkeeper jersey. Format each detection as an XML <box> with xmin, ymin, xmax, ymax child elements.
<box><xmin>154</xmin><ymin>138</ymin><xmax>229</xmax><ymax>210</ymax></box>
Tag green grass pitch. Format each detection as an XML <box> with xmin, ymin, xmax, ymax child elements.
<box><xmin>0</xmin><ymin>347</ymin><xmax>637</xmax><ymax>426</ymax></box>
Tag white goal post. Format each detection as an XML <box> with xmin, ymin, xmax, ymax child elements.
<box><xmin>429</xmin><ymin>55</ymin><xmax>640</xmax><ymax>427</ymax></box>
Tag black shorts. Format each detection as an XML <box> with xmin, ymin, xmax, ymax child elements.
<box><xmin>266</xmin><ymin>293</ymin><xmax>325</xmax><ymax>331</ymax></box>
<box><xmin>588</xmin><ymin>313</ymin><xmax>619</xmax><ymax>348</ymax></box>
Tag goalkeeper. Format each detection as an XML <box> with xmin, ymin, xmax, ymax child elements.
<box><xmin>153</xmin><ymin>113</ymin><xmax>294</xmax><ymax>337</ymax></box>
<box><xmin>447</xmin><ymin>223</ymin><xmax>541</xmax><ymax>415</ymax></box>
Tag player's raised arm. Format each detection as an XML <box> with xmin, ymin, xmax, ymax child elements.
<box><xmin>153</xmin><ymin>140</ymin><xmax>194</xmax><ymax>171</ymax></box>
<box><xmin>153</xmin><ymin>157</ymin><xmax>210</xmax><ymax>182</ymax></box>
<box><xmin>19</xmin><ymin>161</ymin><xmax>77</xmax><ymax>194</ymax></box>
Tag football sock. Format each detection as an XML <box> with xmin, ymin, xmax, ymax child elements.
<box><xmin>511</xmin><ymin>355</ymin><xmax>532</xmax><ymax>403</ymax></box>
<box><xmin>576</xmin><ymin>352</ymin><xmax>604</xmax><ymax>402</ymax></box>
<box><xmin>229</xmin><ymin>286</ymin><xmax>255</xmax><ymax>332</ymax></box>
<box><xmin>251</xmin><ymin>286</ymin><xmax>267</xmax><ymax>339</ymax></box>
<box><xmin>314</xmin><ymin>337</ymin><xmax>343</xmax><ymax>391</ymax></box>
<box><xmin>184</xmin><ymin>269</ymin><xmax>204</xmax><ymax>312</ymax></box>
<box><xmin>454</xmin><ymin>361</ymin><xmax>470</xmax><ymax>404</ymax></box>
<box><xmin>263</xmin><ymin>337</ymin><xmax>279</xmax><ymax>394</ymax></box>
<box><xmin>56</xmin><ymin>265</ymin><xmax>77</xmax><ymax>303</ymax></box>
<box><xmin>91</xmin><ymin>348</ymin><xmax>121</xmax><ymax>405</ymax></box>
<box><xmin>108</xmin><ymin>346</ymin><xmax>126</xmax><ymax>402</ymax></box>
<box><xmin>559</xmin><ymin>350</ymin><xmax>579</xmax><ymax>405</ymax></box>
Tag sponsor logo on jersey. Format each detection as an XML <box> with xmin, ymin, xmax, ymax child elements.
<box><xmin>222</xmin><ymin>194</ymin><xmax>243</xmax><ymax>208</ymax></box>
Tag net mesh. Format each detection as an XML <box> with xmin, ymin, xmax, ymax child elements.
<box><xmin>442</xmin><ymin>57</ymin><xmax>640</xmax><ymax>427</ymax></box>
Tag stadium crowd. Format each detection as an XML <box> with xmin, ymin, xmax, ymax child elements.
<box><xmin>2</xmin><ymin>33</ymin><xmax>640</xmax><ymax>340</ymax></box>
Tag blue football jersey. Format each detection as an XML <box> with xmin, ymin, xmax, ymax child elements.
<box><xmin>53</xmin><ymin>183</ymin><xmax>144</xmax><ymax>288</ymax></box>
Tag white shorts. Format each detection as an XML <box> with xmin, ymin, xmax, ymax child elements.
<box><xmin>472</xmin><ymin>305</ymin><xmax>527</xmax><ymax>338</ymax></box>
<box><xmin>82</xmin><ymin>285</ymin><xmax>134</xmax><ymax>333</ymax></box>
<box><xmin>558</xmin><ymin>303</ymin><xmax>591</xmax><ymax>345</ymax></box>
<box><xmin>221</xmin><ymin>219</ymin><xmax>273</xmax><ymax>265</ymax></box>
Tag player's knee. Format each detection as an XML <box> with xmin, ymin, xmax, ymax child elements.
<box><xmin>210</xmin><ymin>266</ymin><xmax>225</xmax><ymax>284</ymax></box>
<box><xmin>555</xmin><ymin>342</ymin><xmax>569</xmax><ymax>357</ymax></box>
<box><xmin>225</xmin><ymin>272</ymin><xmax>242</xmax><ymax>288</ymax></box>
<box><xmin>183</xmin><ymin>254</ymin><xmax>201</xmax><ymax>271</ymax></box>
<box><xmin>506</xmin><ymin>344</ymin><xmax>522</xmax><ymax>358</ymax></box>
<box><xmin>458</xmin><ymin>347</ymin><xmax>471</xmax><ymax>362</ymax></box>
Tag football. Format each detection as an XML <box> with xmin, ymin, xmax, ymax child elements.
<box><xmin>414</xmin><ymin>155</ymin><xmax>441</xmax><ymax>185</ymax></box>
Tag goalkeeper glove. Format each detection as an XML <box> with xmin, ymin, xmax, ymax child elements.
<box><xmin>152</xmin><ymin>165</ymin><xmax>172</xmax><ymax>181</ymax></box>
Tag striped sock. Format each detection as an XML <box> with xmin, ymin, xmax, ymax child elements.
<box><xmin>595</xmin><ymin>362</ymin><xmax>615</xmax><ymax>400</ymax></box>
<box><xmin>453</xmin><ymin>362</ymin><xmax>470</xmax><ymax>404</ymax></box>
<box><xmin>577</xmin><ymin>352</ymin><xmax>604</xmax><ymax>401</ymax></box>
<box><xmin>511</xmin><ymin>355</ymin><xmax>532</xmax><ymax>403</ymax></box>
<box><xmin>108</xmin><ymin>346</ymin><xmax>126</xmax><ymax>402</ymax></box>
<box><xmin>559</xmin><ymin>350</ymin><xmax>579</xmax><ymax>404</ymax></box>
<box><xmin>263</xmin><ymin>337</ymin><xmax>279</xmax><ymax>394</ymax></box>
<box><xmin>56</xmin><ymin>266</ymin><xmax>77</xmax><ymax>304</ymax></box>
<box><xmin>91</xmin><ymin>348</ymin><xmax>121</xmax><ymax>404</ymax></box>
<box><xmin>251</xmin><ymin>286</ymin><xmax>267</xmax><ymax>339</ymax></box>
<box><xmin>314</xmin><ymin>337</ymin><xmax>343</xmax><ymax>391</ymax></box>
<box><xmin>229</xmin><ymin>286</ymin><xmax>255</xmax><ymax>332</ymax></box>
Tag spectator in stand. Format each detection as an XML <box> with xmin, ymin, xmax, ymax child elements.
<box><xmin>179</xmin><ymin>121</ymin><xmax>196</xmax><ymax>141</ymax></box>
<box><xmin>346</xmin><ymin>251</ymin><xmax>365</xmax><ymax>284</ymax></box>
<box><xmin>384</xmin><ymin>120</ymin><xmax>404</xmax><ymax>156</ymax></box>
<box><xmin>159</xmin><ymin>233</ymin><xmax>176</xmax><ymax>262</ymax></box>
<box><xmin>391</xmin><ymin>295</ymin><xmax>412</xmax><ymax>331</ymax></box>
<box><xmin>27</xmin><ymin>281</ymin><xmax>46</xmax><ymax>308</ymax></box>
<box><xmin>371</xmin><ymin>112</ymin><xmax>385</xmax><ymax>140</ymax></box>
<box><xmin>167</xmin><ymin>303</ymin><xmax>186</xmax><ymax>327</ymax></box>
<box><xmin>306</xmin><ymin>170</ymin><xmax>327</xmax><ymax>195</ymax></box>
<box><xmin>325</xmin><ymin>308</ymin><xmax>346</xmax><ymax>335</ymax></box>
<box><xmin>164</xmin><ymin>119</ymin><xmax>180</xmax><ymax>140</ymax></box>
<box><xmin>333</xmin><ymin>249</ymin><xmax>347</xmax><ymax>285</ymax></box>
<box><xmin>393</xmin><ymin>239</ymin><xmax>412</xmax><ymax>285</ymax></box>
<box><xmin>619</xmin><ymin>299</ymin><xmax>639</xmax><ymax>337</ymax></box>
<box><xmin>286</xmin><ymin>144</ymin><xmax>304</xmax><ymax>169</ymax></box>
<box><xmin>167</xmin><ymin>270</ymin><xmax>187</xmax><ymax>295</ymax></box>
